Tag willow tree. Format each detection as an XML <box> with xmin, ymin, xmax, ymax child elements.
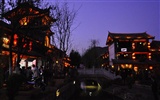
<box><xmin>50</xmin><ymin>2</ymin><xmax>79</xmax><ymax>54</ymax></box>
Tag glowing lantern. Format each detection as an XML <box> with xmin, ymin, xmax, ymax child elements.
<box><xmin>149</xmin><ymin>66</ymin><xmax>153</xmax><ymax>70</ymax></box>
<box><xmin>13</xmin><ymin>34</ymin><xmax>18</xmax><ymax>46</ymax></box>
<box><xmin>134</xmin><ymin>67</ymin><xmax>138</xmax><ymax>72</ymax></box>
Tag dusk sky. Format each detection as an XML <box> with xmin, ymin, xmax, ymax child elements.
<box><xmin>47</xmin><ymin>0</ymin><xmax>160</xmax><ymax>55</ymax></box>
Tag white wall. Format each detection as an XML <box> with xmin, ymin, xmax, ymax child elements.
<box><xmin>108</xmin><ymin>43</ymin><xmax>115</xmax><ymax>65</ymax></box>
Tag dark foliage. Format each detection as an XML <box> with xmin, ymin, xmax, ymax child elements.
<box><xmin>82</xmin><ymin>47</ymin><xmax>107</xmax><ymax>68</ymax></box>
<box><xmin>69</xmin><ymin>50</ymin><xmax>81</xmax><ymax>68</ymax></box>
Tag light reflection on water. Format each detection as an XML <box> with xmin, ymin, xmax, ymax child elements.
<box><xmin>80</xmin><ymin>79</ymin><xmax>102</xmax><ymax>96</ymax></box>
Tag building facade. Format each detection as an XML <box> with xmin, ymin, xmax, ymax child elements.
<box><xmin>0</xmin><ymin>2</ymin><xmax>64</xmax><ymax>74</ymax></box>
<box><xmin>105</xmin><ymin>31</ymin><xmax>160</xmax><ymax>75</ymax></box>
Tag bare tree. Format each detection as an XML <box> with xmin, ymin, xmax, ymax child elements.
<box><xmin>90</xmin><ymin>39</ymin><xmax>99</xmax><ymax>48</ymax></box>
<box><xmin>50</xmin><ymin>2</ymin><xmax>79</xmax><ymax>53</ymax></box>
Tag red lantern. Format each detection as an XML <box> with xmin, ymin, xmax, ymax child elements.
<box><xmin>13</xmin><ymin>34</ymin><xmax>18</xmax><ymax>46</ymax></box>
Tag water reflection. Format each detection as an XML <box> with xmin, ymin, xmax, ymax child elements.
<box><xmin>80</xmin><ymin>79</ymin><xmax>102</xmax><ymax>96</ymax></box>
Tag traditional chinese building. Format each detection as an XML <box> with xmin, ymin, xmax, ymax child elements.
<box><xmin>105</xmin><ymin>31</ymin><xmax>160</xmax><ymax>74</ymax></box>
<box><xmin>0</xmin><ymin>2</ymin><xmax>63</xmax><ymax>73</ymax></box>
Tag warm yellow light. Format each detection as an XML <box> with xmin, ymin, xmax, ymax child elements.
<box><xmin>2</xmin><ymin>51</ymin><xmax>9</xmax><ymax>55</ymax></box>
<box><xmin>3</xmin><ymin>37</ymin><xmax>9</xmax><ymax>44</ymax></box>
<box><xmin>115</xmin><ymin>36</ymin><xmax>119</xmax><ymax>38</ymax></box>
<box><xmin>56</xmin><ymin>89</ymin><xmax>60</xmax><ymax>97</ymax></box>
<box><xmin>45</xmin><ymin>36</ymin><xmax>49</xmax><ymax>47</ymax></box>
<box><xmin>134</xmin><ymin>67</ymin><xmax>138</xmax><ymax>72</ymax></box>
<box><xmin>24</xmin><ymin>22</ymin><xmax>27</xmax><ymax>25</ymax></box>
<box><xmin>112</xmin><ymin>65</ymin><xmax>114</xmax><ymax>68</ymax></box>
<box><xmin>64</xmin><ymin>62</ymin><xmax>70</xmax><ymax>67</ymax></box>
<box><xmin>2</xmin><ymin>37</ymin><xmax>10</xmax><ymax>48</ymax></box>
<box><xmin>117</xmin><ymin>54</ymin><xmax>120</xmax><ymax>56</ymax></box>
<box><xmin>137</xmin><ymin>36</ymin><xmax>142</xmax><ymax>39</ymax></box>
<box><xmin>132</xmin><ymin>46</ymin><xmax>135</xmax><ymax>49</ymax></box>
<box><xmin>150</xmin><ymin>49</ymin><xmax>155</xmax><ymax>51</ymax></box>
<box><xmin>132</xmin><ymin>56</ymin><xmax>135</xmax><ymax>59</ymax></box>
<box><xmin>19</xmin><ymin>17</ymin><xmax>29</xmax><ymax>25</ymax></box>
<box><xmin>128</xmin><ymin>64</ymin><xmax>132</xmax><ymax>68</ymax></box>
<box><xmin>121</xmin><ymin>64</ymin><xmax>124</xmax><ymax>68</ymax></box>
<box><xmin>126</xmin><ymin>36</ymin><xmax>131</xmax><ymax>39</ymax></box>
<box><xmin>118</xmin><ymin>66</ymin><xmax>120</xmax><ymax>71</ymax></box>
<box><xmin>149</xmin><ymin>66</ymin><xmax>153</xmax><ymax>70</ymax></box>
<box><xmin>148</xmin><ymin>56</ymin><xmax>151</xmax><ymax>59</ymax></box>
<box><xmin>56</xmin><ymin>61</ymin><xmax>58</xmax><ymax>64</ymax></box>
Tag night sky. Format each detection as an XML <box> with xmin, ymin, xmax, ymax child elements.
<box><xmin>46</xmin><ymin>0</ymin><xmax>160</xmax><ymax>55</ymax></box>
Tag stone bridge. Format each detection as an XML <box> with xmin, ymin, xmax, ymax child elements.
<box><xmin>77</xmin><ymin>68</ymin><xmax>122</xmax><ymax>80</ymax></box>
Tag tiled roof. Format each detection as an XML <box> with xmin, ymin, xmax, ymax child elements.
<box><xmin>106</xmin><ymin>31</ymin><xmax>155</xmax><ymax>45</ymax></box>
<box><xmin>3</xmin><ymin>2</ymin><xmax>50</xmax><ymax>21</ymax></box>
<box><xmin>108</xmin><ymin>31</ymin><xmax>155</xmax><ymax>39</ymax></box>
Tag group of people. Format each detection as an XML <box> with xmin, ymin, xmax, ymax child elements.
<box><xmin>20</xmin><ymin>65</ymin><xmax>47</xmax><ymax>87</ymax></box>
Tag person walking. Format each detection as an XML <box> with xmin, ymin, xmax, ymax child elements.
<box><xmin>31</xmin><ymin>64</ymin><xmax>40</xmax><ymax>87</ymax></box>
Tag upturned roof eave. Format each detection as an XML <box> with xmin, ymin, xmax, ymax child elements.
<box><xmin>2</xmin><ymin>2</ymin><xmax>50</xmax><ymax>21</ymax></box>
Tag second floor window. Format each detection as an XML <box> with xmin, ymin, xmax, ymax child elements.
<box><xmin>134</xmin><ymin>42</ymin><xmax>148</xmax><ymax>51</ymax></box>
